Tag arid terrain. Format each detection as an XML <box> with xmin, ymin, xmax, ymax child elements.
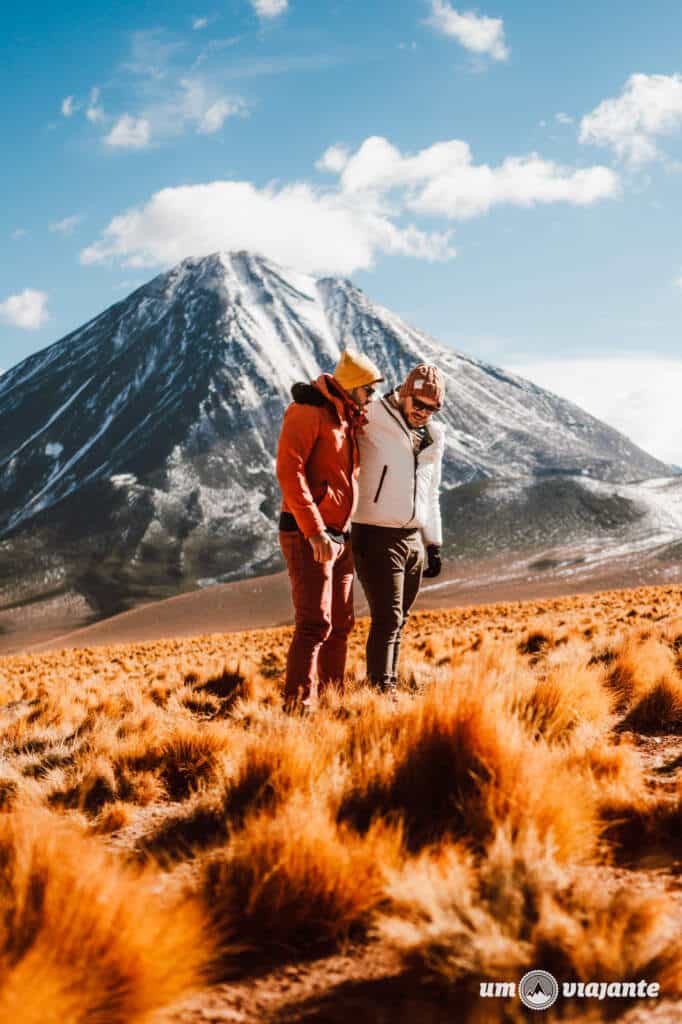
<box><xmin>2</xmin><ymin>584</ymin><xmax>682</xmax><ymax>1022</ymax></box>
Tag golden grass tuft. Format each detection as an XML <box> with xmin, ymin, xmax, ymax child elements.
<box><xmin>606</xmin><ymin>636</ymin><xmax>676</xmax><ymax>707</ymax></box>
<box><xmin>3</xmin><ymin>582</ymin><xmax>682</xmax><ymax>1014</ymax></box>
<box><xmin>200</xmin><ymin>796</ymin><xmax>403</xmax><ymax>972</ymax></box>
<box><xmin>517</xmin><ymin>628</ymin><xmax>551</xmax><ymax>657</ymax></box>
<box><xmin>340</xmin><ymin>676</ymin><xmax>599</xmax><ymax>861</ymax></box>
<box><xmin>0</xmin><ymin>807</ymin><xmax>209</xmax><ymax>1023</ymax></box>
<box><xmin>377</xmin><ymin>839</ymin><xmax>529</xmax><ymax>989</ymax></box>
<box><xmin>379</xmin><ymin>828</ymin><xmax>682</xmax><ymax>997</ymax></box>
<box><xmin>91</xmin><ymin>800</ymin><xmax>136</xmax><ymax>835</ymax></box>
<box><xmin>621</xmin><ymin>675</ymin><xmax>682</xmax><ymax>734</ymax></box>
<box><xmin>137</xmin><ymin>725</ymin><xmax>327</xmax><ymax>863</ymax></box>
<box><xmin>191</xmin><ymin>662</ymin><xmax>257</xmax><ymax>711</ymax></box>
<box><xmin>114</xmin><ymin>721</ymin><xmax>231</xmax><ymax>801</ymax></box>
<box><xmin>510</xmin><ymin>652</ymin><xmax>614</xmax><ymax>743</ymax></box>
<box><xmin>563</xmin><ymin>736</ymin><xmax>648</xmax><ymax>818</ymax></box>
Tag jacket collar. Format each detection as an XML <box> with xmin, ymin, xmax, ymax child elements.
<box><xmin>313</xmin><ymin>373</ymin><xmax>368</xmax><ymax>430</ymax></box>
<box><xmin>382</xmin><ymin>389</ymin><xmax>434</xmax><ymax>447</ymax></box>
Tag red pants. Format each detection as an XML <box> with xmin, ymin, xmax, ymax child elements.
<box><xmin>279</xmin><ymin>531</ymin><xmax>355</xmax><ymax>703</ymax></box>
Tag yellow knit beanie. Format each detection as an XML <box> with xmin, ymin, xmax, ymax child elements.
<box><xmin>332</xmin><ymin>349</ymin><xmax>383</xmax><ymax>391</ymax></box>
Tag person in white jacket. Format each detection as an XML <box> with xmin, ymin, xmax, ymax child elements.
<box><xmin>352</xmin><ymin>363</ymin><xmax>445</xmax><ymax>693</ymax></box>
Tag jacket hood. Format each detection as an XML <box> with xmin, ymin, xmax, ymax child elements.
<box><xmin>290</xmin><ymin>375</ymin><xmax>345</xmax><ymax>411</ymax></box>
<box><xmin>291</xmin><ymin>373</ymin><xmax>368</xmax><ymax>429</ymax></box>
<box><xmin>291</xmin><ymin>381</ymin><xmax>326</xmax><ymax>406</ymax></box>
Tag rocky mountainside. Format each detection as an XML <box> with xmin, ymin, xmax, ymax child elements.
<box><xmin>0</xmin><ymin>251</ymin><xmax>672</xmax><ymax>622</ymax></box>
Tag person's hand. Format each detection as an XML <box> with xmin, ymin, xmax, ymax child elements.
<box><xmin>422</xmin><ymin>544</ymin><xmax>442</xmax><ymax>579</ymax></box>
<box><xmin>308</xmin><ymin>532</ymin><xmax>335</xmax><ymax>563</ymax></box>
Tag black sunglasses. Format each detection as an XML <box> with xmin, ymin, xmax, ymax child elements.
<box><xmin>361</xmin><ymin>384</ymin><xmax>376</xmax><ymax>397</ymax></box>
<box><xmin>412</xmin><ymin>396</ymin><xmax>439</xmax><ymax>413</ymax></box>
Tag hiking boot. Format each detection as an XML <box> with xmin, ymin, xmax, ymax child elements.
<box><xmin>283</xmin><ymin>697</ymin><xmax>314</xmax><ymax>716</ymax></box>
<box><xmin>375</xmin><ymin>677</ymin><xmax>397</xmax><ymax>701</ymax></box>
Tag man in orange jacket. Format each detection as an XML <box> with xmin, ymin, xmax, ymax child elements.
<box><xmin>276</xmin><ymin>349</ymin><xmax>384</xmax><ymax>709</ymax></box>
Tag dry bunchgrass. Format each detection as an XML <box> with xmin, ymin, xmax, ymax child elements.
<box><xmin>606</xmin><ymin>635</ymin><xmax>676</xmax><ymax>706</ymax></box>
<box><xmin>379</xmin><ymin>828</ymin><xmax>682</xmax><ymax>1002</ymax></box>
<box><xmin>2</xmin><ymin>582</ymin><xmax>682</xmax><ymax>1014</ymax></box>
<box><xmin>601</xmin><ymin>786</ymin><xmax>682</xmax><ymax>860</ymax></box>
<box><xmin>48</xmin><ymin>719</ymin><xmax>232</xmax><ymax>815</ymax></box>
<box><xmin>563</xmin><ymin>735</ymin><xmax>649</xmax><ymax>814</ymax></box>
<box><xmin>200</xmin><ymin>795</ymin><xmax>404</xmax><ymax>973</ymax></box>
<box><xmin>339</xmin><ymin>675</ymin><xmax>600</xmax><ymax>861</ymax></box>
<box><xmin>137</xmin><ymin>723</ymin><xmax>327</xmax><ymax>863</ymax></box>
<box><xmin>90</xmin><ymin>800</ymin><xmax>137</xmax><ymax>835</ymax></box>
<box><xmin>0</xmin><ymin>807</ymin><xmax>208</xmax><ymax>1023</ymax></box>
<box><xmin>510</xmin><ymin>653</ymin><xmax>614</xmax><ymax>743</ymax></box>
<box><xmin>622</xmin><ymin>675</ymin><xmax>682</xmax><ymax>734</ymax></box>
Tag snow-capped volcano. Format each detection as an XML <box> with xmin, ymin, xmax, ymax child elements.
<box><xmin>0</xmin><ymin>251</ymin><xmax>672</xmax><ymax>620</ymax></box>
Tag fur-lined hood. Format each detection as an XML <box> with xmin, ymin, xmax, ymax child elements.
<box><xmin>291</xmin><ymin>381</ymin><xmax>326</xmax><ymax>406</ymax></box>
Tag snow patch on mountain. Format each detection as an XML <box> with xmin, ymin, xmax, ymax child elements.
<box><xmin>0</xmin><ymin>249</ymin><xmax>674</xmax><ymax>614</ymax></box>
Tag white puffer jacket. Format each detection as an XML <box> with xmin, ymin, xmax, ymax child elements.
<box><xmin>353</xmin><ymin>393</ymin><xmax>444</xmax><ymax>545</ymax></box>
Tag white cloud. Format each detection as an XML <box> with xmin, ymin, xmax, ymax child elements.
<box><xmin>11</xmin><ymin>228</ymin><xmax>27</xmax><ymax>240</ymax></box>
<box><xmin>193</xmin><ymin>17</ymin><xmax>209</xmax><ymax>29</ymax></box>
<box><xmin>556</xmin><ymin>112</ymin><xmax>574</xmax><ymax>125</ymax></box>
<box><xmin>335</xmin><ymin>136</ymin><xmax>620</xmax><ymax>218</ymax></box>
<box><xmin>177</xmin><ymin>79</ymin><xmax>248</xmax><ymax>134</ymax></box>
<box><xmin>579</xmin><ymin>73</ymin><xmax>682</xmax><ymax>164</ymax></box>
<box><xmin>74</xmin><ymin>32</ymin><xmax>254</xmax><ymax>150</ymax></box>
<box><xmin>198</xmin><ymin>98</ymin><xmax>245</xmax><ymax>134</ymax></box>
<box><xmin>316</xmin><ymin>144</ymin><xmax>351</xmax><ymax>174</ymax></box>
<box><xmin>507</xmin><ymin>357</ymin><xmax>682</xmax><ymax>465</ymax></box>
<box><xmin>49</xmin><ymin>214</ymin><xmax>82</xmax><ymax>234</ymax></box>
<box><xmin>104</xmin><ymin>77</ymin><xmax>247</xmax><ymax>147</ymax></box>
<box><xmin>105</xmin><ymin>114</ymin><xmax>152</xmax><ymax>149</ymax></box>
<box><xmin>122</xmin><ymin>30</ymin><xmax>184</xmax><ymax>80</ymax></box>
<box><xmin>60</xmin><ymin>87</ymin><xmax>103</xmax><ymax>124</ymax></box>
<box><xmin>80</xmin><ymin>134</ymin><xmax>621</xmax><ymax>275</ymax></box>
<box><xmin>0</xmin><ymin>289</ymin><xmax>50</xmax><ymax>330</ymax></box>
<box><xmin>86</xmin><ymin>86</ymin><xmax>105</xmax><ymax>124</ymax></box>
<box><xmin>426</xmin><ymin>1</ymin><xmax>509</xmax><ymax>61</ymax></box>
<box><xmin>251</xmin><ymin>0</ymin><xmax>288</xmax><ymax>18</ymax></box>
<box><xmin>80</xmin><ymin>180</ymin><xmax>454</xmax><ymax>274</ymax></box>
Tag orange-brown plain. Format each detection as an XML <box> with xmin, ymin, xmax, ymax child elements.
<box><xmin>1</xmin><ymin>583</ymin><xmax>682</xmax><ymax>1022</ymax></box>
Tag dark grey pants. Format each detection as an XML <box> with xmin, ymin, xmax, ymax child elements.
<box><xmin>351</xmin><ymin>523</ymin><xmax>424</xmax><ymax>688</ymax></box>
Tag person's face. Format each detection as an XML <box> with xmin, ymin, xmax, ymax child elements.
<box><xmin>402</xmin><ymin>393</ymin><xmax>440</xmax><ymax>427</ymax></box>
<box><xmin>350</xmin><ymin>383</ymin><xmax>377</xmax><ymax>407</ymax></box>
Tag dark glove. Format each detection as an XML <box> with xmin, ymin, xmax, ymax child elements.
<box><xmin>422</xmin><ymin>545</ymin><xmax>442</xmax><ymax>579</ymax></box>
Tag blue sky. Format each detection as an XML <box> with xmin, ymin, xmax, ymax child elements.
<box><xmin>3</xmin><ymin>1</ymin><xmax>682</xmax><ymax>459</ymax></box>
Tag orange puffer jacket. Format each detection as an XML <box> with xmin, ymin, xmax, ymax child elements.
<box><xmin>276</xmin><ymin>374</ymin><xmax>362</xmax><ymax>539</ymax></box>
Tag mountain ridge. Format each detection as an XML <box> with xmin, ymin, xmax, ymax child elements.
<box><xmin>0</xmin><ymin>250</ymin><xmax>674</xmax><ymax>627</ymax></box>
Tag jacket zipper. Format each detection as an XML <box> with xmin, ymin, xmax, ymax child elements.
<box><xmin>373</xmin><ymin>465</ymin><xmax>388</xmax><ymax>503</ymax></box>
<box><xmin>324</xmin><ymin>380</ymin><xmax>358</xmax><ymax>529</ymax></box>
<box><xmin>381</xmin><ymin>397</ymin><xmax>418</xmax><ymax>523</ymax></box>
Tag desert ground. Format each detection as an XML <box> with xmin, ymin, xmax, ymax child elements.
<box><xmin>4</xmin><ymin>540</ymin><xmax>682</xmax><ymax>658</ymax></box>
<box><xmin>1</xmin><ymin>584</ymin><xmax>682</xmax><ymax>1022</ymax></box>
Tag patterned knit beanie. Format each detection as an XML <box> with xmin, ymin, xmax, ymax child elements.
<box><xmin>399</xmin><ymin>364</ymin><xmax>445</xmax><ymax>407</ymax></box>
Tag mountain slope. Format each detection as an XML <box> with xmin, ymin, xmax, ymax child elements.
<box><xmin>0</xmin><ymin>251</ymin><xmax>671</xmax><ymax>621</ymax></box>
